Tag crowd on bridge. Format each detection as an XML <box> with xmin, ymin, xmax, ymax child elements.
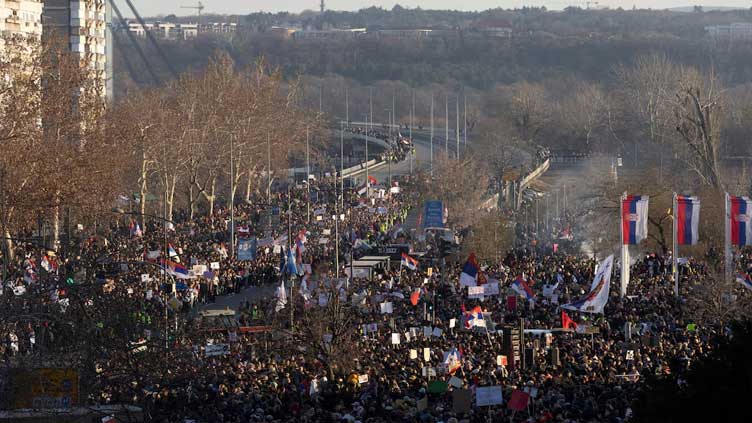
<box><xmin>1</xmin><ymin>170</ymin><xmax>750</xmax><ymax>423</ymax></box>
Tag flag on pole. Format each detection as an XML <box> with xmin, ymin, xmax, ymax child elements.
<box><xmin>511</xmin><ymin>275</ymin><xmax>535</xmax><ymax>301</ymax></box>
<box><xmin>464</xmin><ymin>305</ymin><xmax>486</xmax><ymax>328</ymax></box>
<box><xmin>675</xmin><ymin>196</ymin><xmax>701</xmax><ymax>245</ymax></box>
<box><xmin>561</xmin><ymin>310</ymin><xmax>578</xmax><ymax>330</ymax></box>
<box><xmin>410</xmin><ymin>288</ymin><xmax>421</xmax><ymax>306</ymax></box>
<box><xmin>275</xmin><ymin>280</ymin><xmax>287</xmax><ymax>312</ymax></box>
<box><xmin>286</xmin><ymin>246</ymin><xmax>298</xmax><ymax>276</ymax></box>
<box><xmin>729</xmin><ymin>195</ymin><xmax>752</xmax><ymax>246</ymax></box>
<box><xmin>622</xmin><ymin>195</ymin><xmax>649</xmax><ymax>244</ymax></box>
<box><xmin>160</xmin><ymin>259</ymin><xmax>194</xmax><ymax>279</ymax></box>
<box><xmin>401</xmin><ymin>253</ymin><xmax>418</xmax><ymax>270</ymax></box>
<box><xmin>168</xmin><ymin>243</ymin><xmax>179</xmax><ymax>259</ymax></box>
<box><xmin>459</xmin><ymin>253</ymin><xmax>479</xmax><ymax>287</ymax></box>
<box><xmin>736</xmin><ymin>273</ymin><xmax>752</xmax><ymax>291</ymax></box>
<box><xmin>562</xmin><ymin>255</ymin><xmax>614</xmax><ymax>314</ymax></box>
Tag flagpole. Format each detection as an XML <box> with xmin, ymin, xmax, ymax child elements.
<box><xmin>620</xmin><ymin>192</ymin><xmax>629</xmax><ymax>298</ymax></box>
<box><xmin>725</xmin><ymin>192</ymin><xmax>732</xmax><ymax>285</ymax></box>
<box><xmin>672</xmin><ymin>192</ymin><xmax>679</xmax><ymax>297</ymax></box>
<box><xmin>306</xmin><ymin>126</ymin><xmax>310</xmax><ymax>224</ymax></box>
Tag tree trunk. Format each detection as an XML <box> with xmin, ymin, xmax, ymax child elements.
<box><xmin>139</xmin><ymin>152</ymin><xmax>149</xmax><ymax>231</ymax></box>
<box><xmin>52</xmin><ymin>192</ymin><xmax>60</xmax><ymax>250</ymax></box>
<box><xmin>189</xmin><ymin>185</ymin><xmax>196</xmax><ymax>220</ymax></box>
<box><xmin>245</xmin><ymin>163</ymin><xmax>253</xmax><ymax>204</ymax></box>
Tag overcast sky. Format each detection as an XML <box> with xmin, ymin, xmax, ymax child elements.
<box><xmin>130</xmin><ymin>1</ymin><xmax>751</xmax><ymax>17</ymax></box>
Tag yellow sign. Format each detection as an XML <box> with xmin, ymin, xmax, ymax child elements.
<box><xmin>427</xmin><ymin>267</ymin><xmax>433</xmax><ymax>277</ymax></box>
<box><xmin>10</xmin><ymin>368</ymin><xmax>79</xmax><ymax>409</ymax></box>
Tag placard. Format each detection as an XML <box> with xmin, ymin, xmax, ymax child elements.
<box><xmin>380</xmin><ymin>302</ymin><xmax>394</xmax><ymax>314</ymax></box>
<box><xmin>410</xmin><ymin>349</ymin><xmax>418</xmax><ymax>360</ymax></box>
<box><xmin>423</xmin><ymin>347</ymin><xmax>431</xmax><ymax>362</ymax></box>
<box><xmin>210</xmin><ymin>262</ymin><xmax>220</xmax><ymax>270</ymax></box>
<box><xmin>432</xmin><ymin>327</ymin><xmax>443</xmax><ymax>337</ymax></box>
<box><xmin>468</xmin><ymin>286</ymin><xmax>485</xmax><ymax>299</ymax></box>
<box><xmin>358</xmin><ymin>374</ymin><xmax>369</xmax><ymax>384</ymax></box>
<box><xmin>496</xmin><ymin>355</ymin><xmax>508</xmax><ymax>367</ymax></box>
<box><xmin>391</xmin><ymin>333</ymin><xmax>400</xmax><ymax>345</ymax></box>
<box><xmin>448</xmin><ymin>376</ymin><xmax>463</xmax><ymax>388</ymax></box>
<box><xmin>205</xmin><ymin>343</ymin><xmax>230</xmax><ymax>357</ymax></box>
<box><xmin>423</xmin><ymin>326</ymin><xmax>432</xmax><ymax>337</ymax></box>
<box><xmin>449</xmin><ymin>318</ymin><xmax>456</xmax><ymax>328</ymax></box>
<box><xmin>476</xmin><ymin>385</ymin><xmax>503</xmax><ymax>407</ymax></box>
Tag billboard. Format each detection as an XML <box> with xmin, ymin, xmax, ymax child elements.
<box><xmin>423</xmin><ymin>201</ymin><xmax>444</xmax><ymax>229</ymax></box>
<box><xmin>5</xmin><ymin>368</ymin><xmax>79</xmax><ymax>409</ymax></box>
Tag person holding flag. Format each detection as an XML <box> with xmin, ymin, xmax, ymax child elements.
<box><xmin>401</xmin><ymin>252</ymin><xmax>418</xmax><ymax>270</ymax></box>
<box><xmin>459</xmin><ymin>253</ymin><xmax>479</xmax><ymax>287</ymax></box>
<box><xmin>511</xmin><ymin>275</ymin><xmax>535</xmax><ymax>301</ymax></box>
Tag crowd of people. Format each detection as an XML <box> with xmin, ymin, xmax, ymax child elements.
<box><xmin>1</xmin><ymin>172</ymin><xmax>749</xmax><ymax>423</ymax></box>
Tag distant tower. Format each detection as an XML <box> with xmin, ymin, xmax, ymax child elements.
<box><xmin>320</xmin><ymin>0</ymin><xmax>325</xmax><ymax>13</ymax></box>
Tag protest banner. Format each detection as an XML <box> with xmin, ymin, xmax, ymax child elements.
<box><xmin>468</xmin><ymin>286</ymin><xmax>485</xmax><ymax>299</ymax></box>
<box><xmin>205</xmin><ymin>344</ymin><xmax>230</xmax><ymax>357</ymax></box>
<box><xmin>476</xmin><ymin>385</ymin><xmax>503</xmax><ymax>407</ymax></box>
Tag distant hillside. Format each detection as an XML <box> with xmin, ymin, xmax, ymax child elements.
<box><xmin>669</xmin><ymin>6</ymin><xmax>749</xmax><ymax>12</ymax></box>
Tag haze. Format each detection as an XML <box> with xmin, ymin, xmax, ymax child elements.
<box><xmin>132</xmin><ymin>0</ymin><xmax>752</xmax><ymax>17</ymax></box>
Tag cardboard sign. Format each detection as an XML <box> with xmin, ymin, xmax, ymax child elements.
<box><xmin>205</xmin><ymin>343</ymin><xmax>230</xmax><ymax>357</ymax></box>
<box><xmin>448</xmin><ymin>376</ymin><xmax>463</xmax><ymax>388</ymax></box>
<box><xmin>391</xmin><ymin>333</ymin><xmax>401</xmax><ymax>345</ymax></box>
<box><xmin>476</xmin><ymin>386</ymin><xmax>503</xmax><ymax>407</ymax></box>
<box><xmin>468</xmin><ymin>286</ymin><xmax>485</xmax><ymax>299</ymax></box>
<box><xmin>452</xmin><ymin>389</ymin><xmax>472</xmax><ymax>413</ymax></box>
<box><xmin>497</xmin><ymin>355</ymin><xmax>508</xmax><ymax>367</ymax></box>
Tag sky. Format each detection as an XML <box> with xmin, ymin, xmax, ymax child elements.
<box><xmin>130</xmin><ymin>1</ymin><xmax>751</xmax><ymax>17</ymax></box>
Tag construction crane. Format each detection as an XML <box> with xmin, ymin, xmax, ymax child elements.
<box><xmin>181</xmin><ymin>1</ymin><xmax>205</xmax><ymax>18</ymax></box>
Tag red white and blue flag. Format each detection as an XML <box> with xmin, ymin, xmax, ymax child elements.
<box><xmin>160</xmin><ymin>259</ymin><xmax>194</xmax><ymax>279</ymax></box>
<box><xmin>729</xmin><ymin>195</ymin><xmax>752</xmax><ymax>246</ymax></box>
<box><xmin>167</xmin><ymin>243</ymin><xmax>179</xmax><ymax>259</ymax></box>
<box><xmin>464</xmin><ymin>305</ymin><xmax>486</xmax><ymax>328</ymax></box>
<box><xmin>675</xmin><ymin>195</ymin><xmax>700</xmax><ymax>245</ymax></box>
<box><xmin>511</xmin><ymin>275</ymin><xmax>535</xmax><ymax>301</ymax></box>
<box><xmin>459</xmin><ymin>253</ymin><xmax>479</xmax><ymax>287</ymax></box>
<box><xmin>622</xmin><ymin>195</ymin><xmax>649</xmax><ymax>245</ymax></box>
<box><xmin>401</xmin><ymin>252</ymin><xmax>418</xmax><ymax>270</ymax></box>
<box><xmin>736</xmin><ymin>273</ymin><xmax>752</xmax><ymax>291</ymax></box>
<box><xmin>129</xmin><ymin>220</ymin><xmax>143</xmax><ymax>238</ymax></box>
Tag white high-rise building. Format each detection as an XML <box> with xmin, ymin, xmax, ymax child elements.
<box><xmin>43</xmin><ymin>0</ymin><xmax>111</xmax><ymax>98</ymax></box>
<box><xmin>0</xmin><ymin>0</ymin><xmax>44</xmax><ymax>52</ymax></box>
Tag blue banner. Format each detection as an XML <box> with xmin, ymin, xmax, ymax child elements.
<box><xmin>423</xmin><ymin>201</ymin><xmax>444</xmax><ymax>229</ymax></box>
<box><xmin>237</xmin><ymin>238</ymin><xmax>257</xmax><ymax>261</ymax></box>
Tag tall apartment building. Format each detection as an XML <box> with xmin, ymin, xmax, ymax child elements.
<box><xmin>0</xmin><ymin>0</ymin><xmax>44</xmax><ymax>52</ymax></box>
<box><xmin>42</xmin><ymin>0</ymin><xmax>111</xmax><ymax>98</ymax></box>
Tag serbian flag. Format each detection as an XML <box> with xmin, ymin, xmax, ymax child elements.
<box><xmin>465</xmin><ymin>305</ymin><xmax>486</xmax><ymax>328</ymax></box>
<box><xmin>410</xmin><ymin>288</ymin><xmax>421</xmax><ymax>306</ymax></box>
<box><xmin>729</xmin><ymin>195</ymin><xmax>752</xmax><ymax>246</ymax></box>
<box><xmin>675</xmin><ymin>195</ymin><xmax>700</xmax><ymax>245</ymax></box>
<box><xmin>561</xmin><ymin>310</ymin><xmax>578</xmax><ymax>330</ymax></box>
<box><xmin>401</xmin><ymin>253</ymin><xmax>418</xmax><ymax>270</ymax></box>
<box><xmin>736</xmin><ymin>273</ymin><xmax>752</xmax><ymax>291</ymax></box>
<box><xmin>622</xmin><ymin>195</ymin><xmax>649</xmax><ymax>245</ymax></box>
<box><xmin>459</xmin><ymin>253</ymin><xmax>479</xmax><ymax>287</ymax></box>
<box><xmin>511</xmin><ymin>275</ymin><xmax>535</xmax><ymax>301</ymax></box>
<box><xmin>168</xmin><ymin>243</ymin><xmax>179</xmax><ymax>258</ymax></box>
<box><xmin>161</xmin><ymin>259</ymin><xmax>194</xmax><ymax>279</ymax></box>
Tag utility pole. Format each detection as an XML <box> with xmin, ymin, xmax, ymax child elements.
<box><xmin>230</xmin><ymin>133</ymin><xmax>235</xmax><ymax>258</ymax></box>
<box><xmin>340</xmin><ymin>122</ymin><xmax>345</xmax><ymax>212</ymax></box>
<box><xmin>430</xmin><ymin>93</ymin><xmax>434</xmax><ymax>177</ymax></box>
<box><xmin>345</xmin><ymin>87</ymin><xmax>349</xmax><ymax>126</ymax></box>
<box><xmin>445</xmin><ymin>95</ymin><xmax>449</xmax><ymax>160</ymax></box>
<box><xmin>456</xmin><ymin>96</ymin><xmax>460</xmax><ymax>160</ymax></box>
<box><xmin>306</xmin><ymin>127</ymin><xmax>311</xmax><ymax>223</ymax></box>
<box><xmin>410</xmin><ymin>90</ymin><xmax>414</xmax><ymax>175</ymax></box>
